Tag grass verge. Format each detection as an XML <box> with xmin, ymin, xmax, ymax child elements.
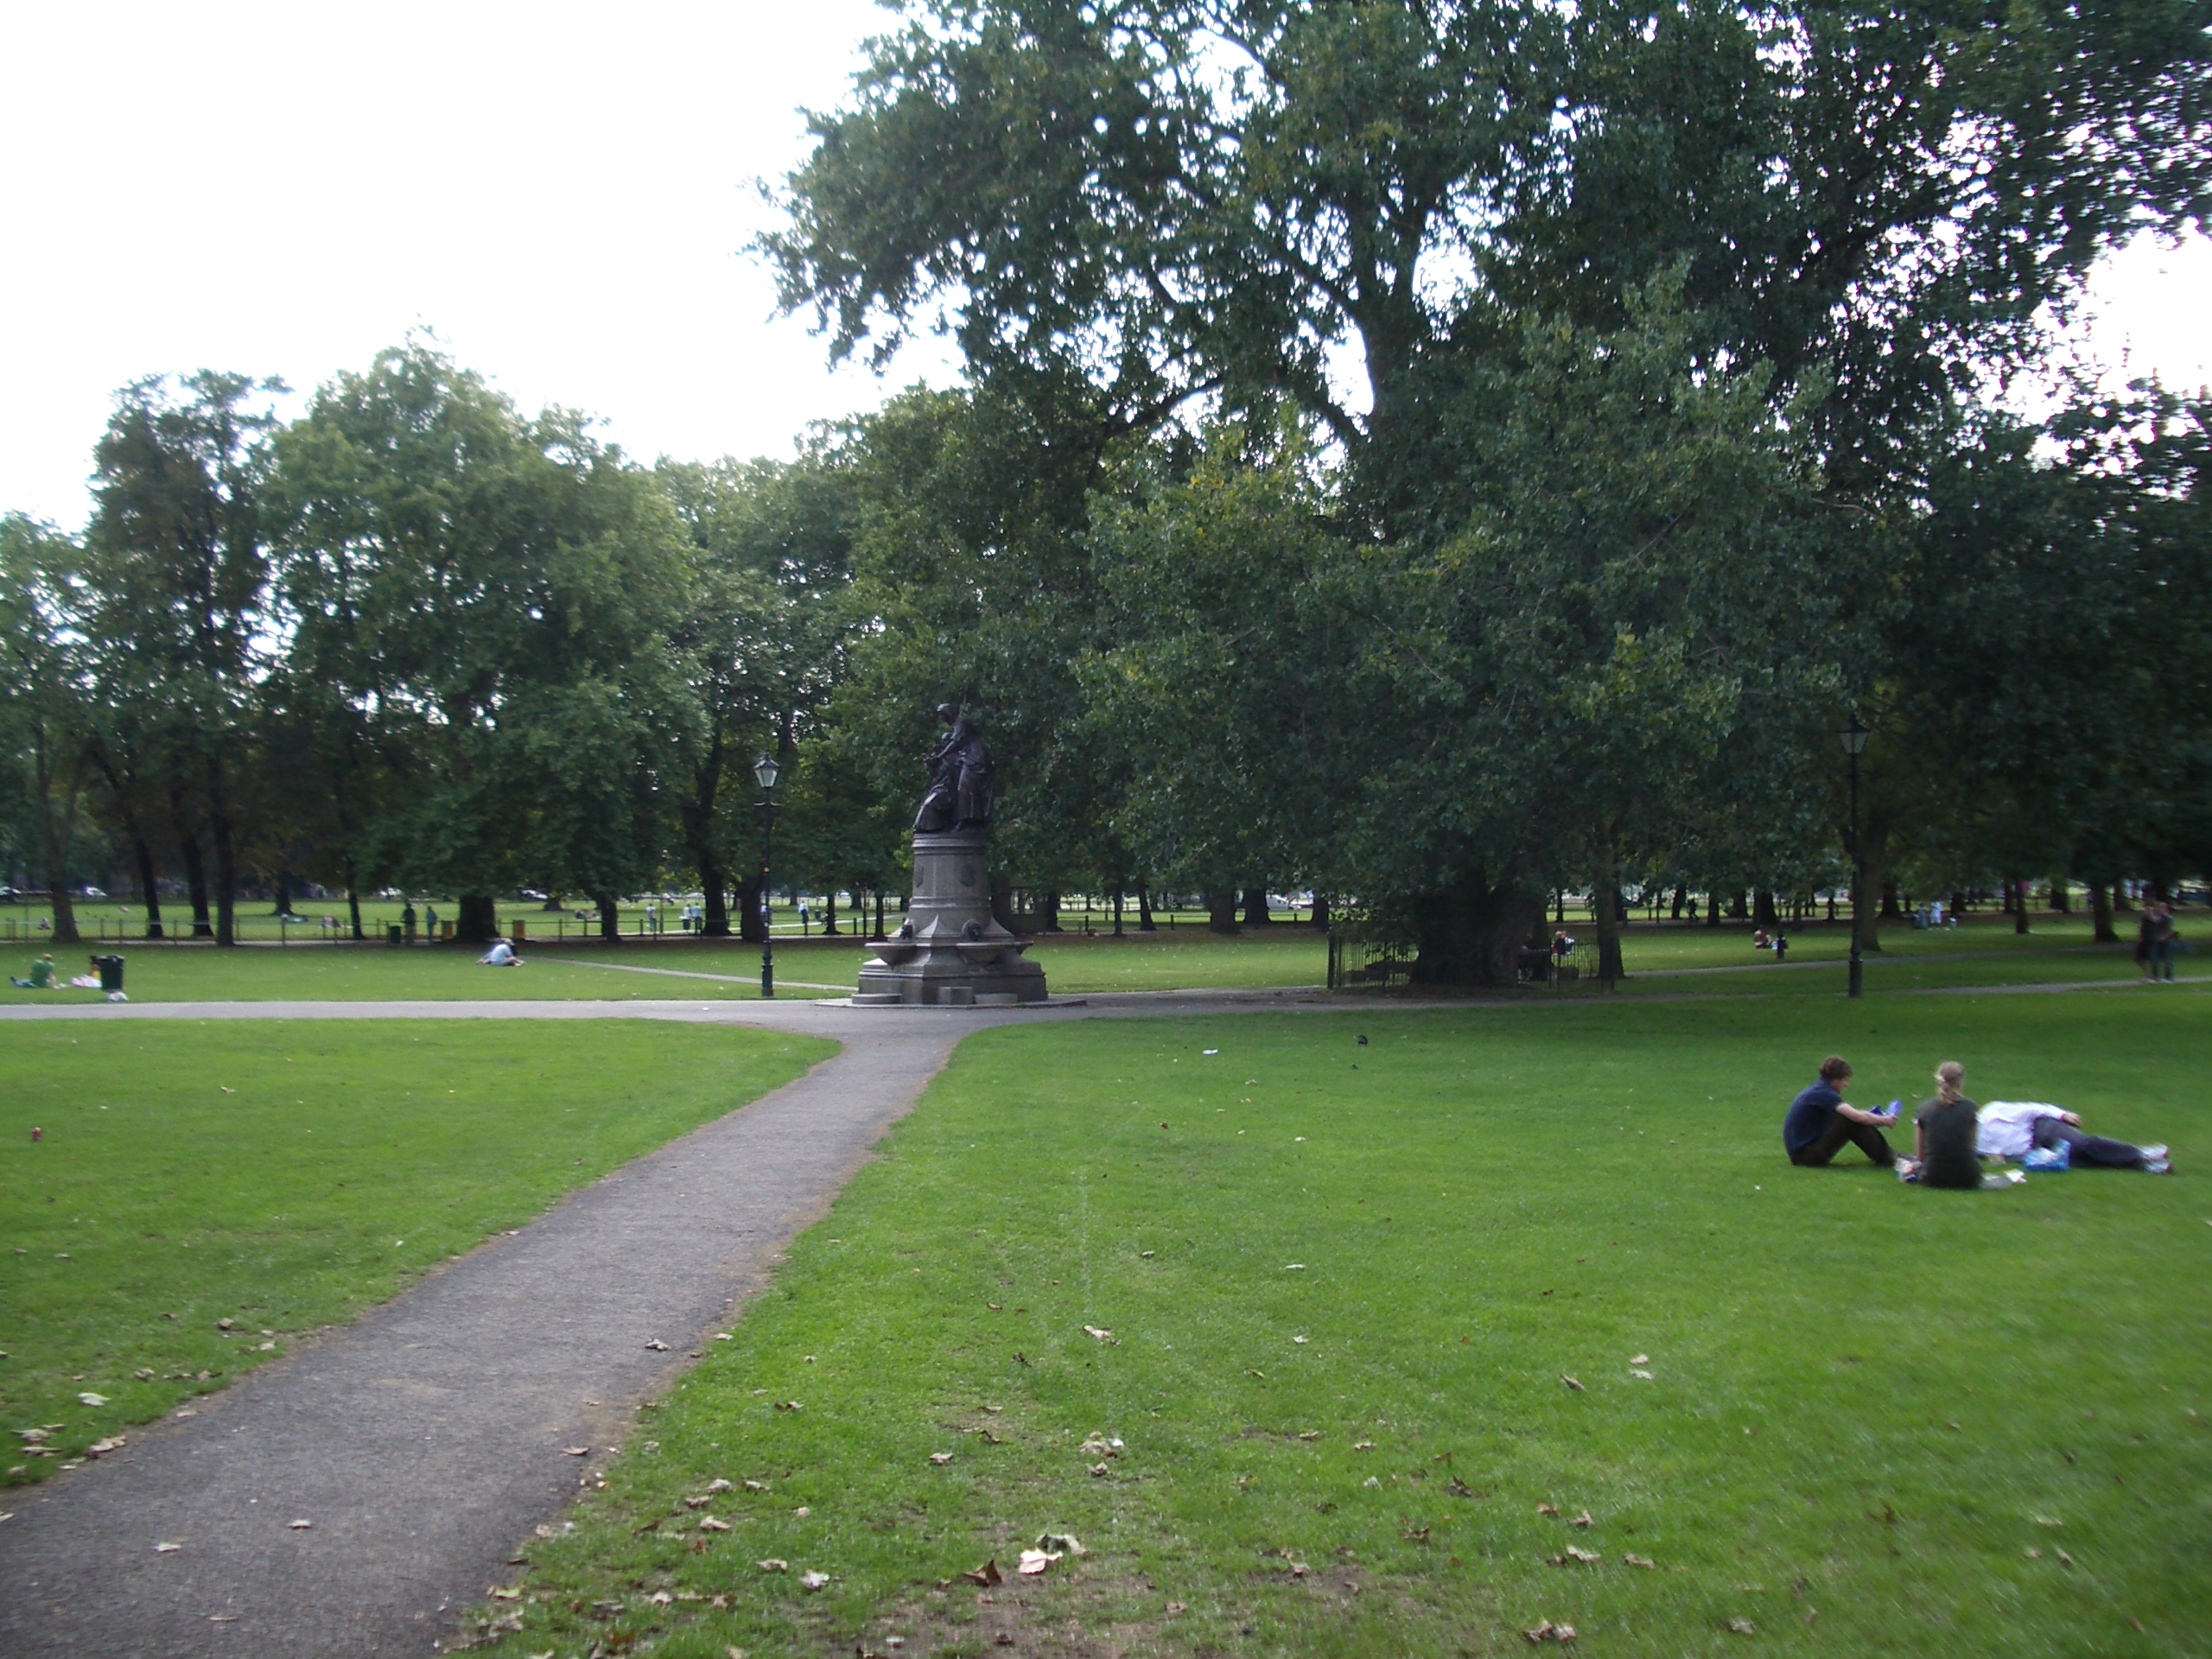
<box><xmin>474</xmin><ymin>993</ymin><xmax>2209</xmax><ymax>1657</ymax></box>
<box><xmin>0</xmin><ymin>1018</ymin><xmax>834</xmax><ymax>1480</ymax></box>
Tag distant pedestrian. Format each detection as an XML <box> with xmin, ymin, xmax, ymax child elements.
<box><xmin>2148</xmin><ymin>901</ymin><xmax>2178</xmax><ymax>982</ymax></box>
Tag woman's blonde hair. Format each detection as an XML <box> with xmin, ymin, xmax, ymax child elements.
<box><xmin>1934</xmin><ymin>1060</ymin><xmax>1967</xmax><ymax>1104</ymax></box>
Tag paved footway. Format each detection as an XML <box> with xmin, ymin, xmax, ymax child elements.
<box><xmin>0</xmin><ymin>1001</ymin><xmax>988</xmax><ymax>1656</ymax></box>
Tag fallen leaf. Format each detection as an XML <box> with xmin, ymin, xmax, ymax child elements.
<box><xmin>288</xmin><ymin>1519</ymin><xmax>312</xmax><ymax>1530</ymax></box>
<box><xmin>1728</xmin><ymin>1618</ymin><xmax>1758</xmax><ymax>1635</ymax></box>
<box><xmin>962</xmin><ymin>1559</ymin><xmax>1003</xmax><ymax>1586</ymax></box>
<box><xmin>744</xmin><ymin>1478</ymin><xmax>769</xmax><ymax>1491</ymax></box>
<box><xmin>1285</xmin><ymin>1263</ymin><xmax>1306</xmax><ymax>1271</ymax></box>
<box><xmin>1203</xmin><ymin>1048</ymin><xmax>1218</xmax><ymax>1055</ymax></box>
<box><xmin>774</xmin><ymin>1401</ymin><xmax>803</xmax><ymax>1412</ymax></box>
<box><xmin>1291</xmin><ymin>1561</ymin><xmax>1311</xmax><ymax>1576</ymax></box>
<box><xmin>1536</xmin><ymin>1503</ymin><xmax>1559</xmax><ymax>1516</ymax></box>
<box><xmin>1299</xmin><ymin>1430</ymin><xmax>1320</xmax><ymax>1440</ymax></box>
<box><xmin>1630</xmin><ymin>1353</ymin><xmax>1649</xmax><ymax>1364</ymax></box>
<box><xmin>1294</xmin><ymin>1335</ymin><xmax>1310</xmax><ymax>1344</ymax></box>
<box><xmin>1571</xmin><ymin>1510</ymin><xmax>1593</xmax><ymax>1528</ymax></box>
<box><xmin>1560</xmin><ymin>1375</ymin><xmax>1584</xmax><ymax>1392</ymax></box>
<box><xmin>78</xmin><ymin>1392</ymin><xmax>107</xmax><ymax>1407</ymax></box>
<box><xmin>930</xmin><ymin>1452</ymin><xmax>954</xmax><ymax>1465</ymax></box>
<box><xmin>800</xmin><ymin>1570</ymin><xmax>830</xmax><ymax>1590</ymax></box>
<box><xmin>1548</xmin><ymin>1548</ymin><xmax>1601</xmax><ymax>1566</ymax></box>
<box><xmin>1631</xmin><ymin>1368</ymin><xmax>1655</xmax><ymax>1380</ymax></box>
<box><xmin>210</xmin><ymin>1614</ymin><xmax>238</xmax><ymax>1623</ymax></box>
<box><xmin>1352</xmin><ymin>1440</ymin><xmax>1376</xmax><ymax>1452</ymax></box>
<box><xmin>1038</xmin><ymin>1531</ymin><xmax>1086</xmax><ymax>1555</ymax></box>
<box><xmin>1404</xmin><ymin>1525</ymin><xmax>1430</xmax><ymax>1542</ymax></box>
<box><xmin>563</xmin><ymin>1446</ymin><xmax>590</xmax><ymax>1457</ymax></box>
<box><xmin>489</xmin><ymin>1586</ymin><xmax>523</xmax><ymax>1600</ymax></box>
<box><xmin>986</xmin><ymin>1302</ymin><xmax>1001</xmax><ymax>1310</ymax></box>
<box><xmin>1166</xmin><ymin>1600</ymin><xmax>1187</xmax><ymax>1614</ymax></box>
<box><xmin>1017</xmin><ymin>1548</ymin><xmax>1062</xmax><ymax>1575</ymax></box>
<box><xmin>757</xmin><ymin>1558</ymin><xmax>789</xmax><ymax>1573</ymax></box>
<box><xmin>645</xmin><ymin>1339</ymin><xmax>670</xmax><ymax>1351</ymax></box>
<box><xmin>1083</xmin><ymin>1325</ymin><xmax>1114</xmax><ymax>1341</ymax></box>
<box><xmin>2056</xmin><ymin>1548</ymin><xmax>2075</xmax><ymax>1567</ymax></box>
<box><xmin>2024</xmin><ymin>1547</ymin><xmax>2042</xmax><ymax>1560</ymax></box>
<box><xmin>1447</xmin><ymin>1478</ymin><xmax>1478</xmax><ymax>1497</ymax></box>
<box><xmin>794</xmin><ymin>1505</ymin><xmax>810</xmax><ymax>1518</ymax></box>
<box><xmin>700</xmin><ymin>1516</ymin><xmax>731</xmax><ymax>1531</ymax></box>
<box><xmin>1624</xmin><ymin>1553</ymin><xmax>1656</xmax><ymax>1568</ymax></box>
<box><xmin>1090</xmin><ymin>1461</ymin><xmax>1111</xmax><ymax>1476</ymax></box>
<box><xmin>155</xmin><ymin>1541</ymin><xmax>182</xmax><ymax>1553</ymax></box>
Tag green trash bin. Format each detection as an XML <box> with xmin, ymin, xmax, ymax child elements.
<box><xmin>388</xmin><ymin>923</ymin><xmax>404</xmax><ymax>945</ymax></box>
<box><xmin>93</xmin><ymin>954</ymin><xmax>124</xmax><ymax>992</ymax></box>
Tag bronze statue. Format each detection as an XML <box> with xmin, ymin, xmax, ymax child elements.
<box><xmin>914</xmin><ymin>702</ymin><xmax>995</xmax><ymax>831</ymax></box>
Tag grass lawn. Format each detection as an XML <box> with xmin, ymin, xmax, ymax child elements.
<box><xmin>474</xmin><ymin>992</ymin><xmax>2210</xmax><ymax>1658</ymax></box>
<box><xmin>0</xmin><ymin>1019</ymin><xmax>835</xmax><ymax>1480</ymax></box>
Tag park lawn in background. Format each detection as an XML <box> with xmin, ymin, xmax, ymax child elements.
<box><xmin>0</xmin><ymin>1019</ymin><xmax>835</xmax><ymax>1480</ymax></box>
<box><xmin>475</xmin><ymin>994</ymin><xmax>2209</xmax><ymax>1659</ymax></box>
<box><xmin>1027</xmin><ymin>930</ymin><xmax>1328</xmax><ymax>993</ymax></box>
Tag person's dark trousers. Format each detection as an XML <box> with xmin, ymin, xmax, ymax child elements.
<box><xmin>2031</xmin><ymin>1116</ymin><xmax>2145</xmax><ymax>1168</ymax></box>
<box><xmin>2152</xmin><ymin>941</ymin><xmax>2176</xmax><ymax>981</ymax></box>
<box><xmin>1790</xmin><ymin>1115</ymin><xmax>1897</xmax><ymax>1167</ymax></box>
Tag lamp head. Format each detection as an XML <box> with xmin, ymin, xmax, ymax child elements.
<box><xmin>1839</xmin><ymin>715</ymin><xmax>1871</xmax><ymax>757</ymax></box>
<box><xmin>753</xmin><ymin>753</ymin><xmax>780</xmax><ymax>791</ymax></box>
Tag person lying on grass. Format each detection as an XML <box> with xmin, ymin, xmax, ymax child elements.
<box><xmin>1907</xmin><ymin>1061</ymin><xmax>1983</xmax><ymax>1189</ymax></box>
<box><xmin>1783</xmin><ymin>1054</ymin><xmax>1899</xmax><ymax>1167</ymax></box>
<box><xmin>478</xmin><ymin>938</ymin><xmax>523</xmax><ymax>966</ymax></box>
<box><xmin>1977</xmin><ymin>1099</ymin><xmax>2172</xmax><ymax>1173</ymax></box>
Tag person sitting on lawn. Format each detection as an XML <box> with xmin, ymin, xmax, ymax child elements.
<box><xmin>1909</xmin><ymin>1061</ymin><xmax>1983</xmax><ymax>1189</ymax></box>
<box><xmin>10</xmin><ymin>952</ymin><xmax>57</xmax><ymax>988</ymax></box>
<box><xmin>1783</xmin><ymin>1054</ymin><xmax>1899</xmax><ymax>1167</ymax></box>
<box><xmin>1977</xmin><ymin>1099</ymin><xmax>2171</xmax><ymax>1173</ymax></box>
<box><xmin>479</xmin><ymin>938</ymin><xmax>521</xmax><ymax>966</ymax></box>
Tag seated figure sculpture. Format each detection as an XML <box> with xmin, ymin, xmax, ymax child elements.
<box><xmin>914</xmin><ymin>702</ymin><xmax>995</xmax><ymax>832</ymax></box>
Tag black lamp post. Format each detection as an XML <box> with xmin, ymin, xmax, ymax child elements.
<box><xmin>1840</xmin><ymin>715</ymin><xmax>1871</xmax><ymax>999</ymax></box>
<box><xmin>754</xmin><ymin>753</ymin><xmax>780</xmax><ymax>999</ymax></box>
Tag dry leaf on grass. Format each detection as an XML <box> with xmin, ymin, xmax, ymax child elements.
<box><xmin>1571</xmin><ymin>1510</ymin><xmax>1593</xmax><ymax>1528</ymax></box>
<box><xmin>2056</xmin><ymin>1548</ymin><xmax>2075</xmax><ymax>1567</ymax></box>
<box><xmin>1631</xmin><ymin>1369</ymin><xmax>1655</xmax><ymax>1380</ymax></box>
<box><xmin>774</xmin><ymin>1401</ymin><xmax>803</xmax><ymax>1412</ymax></box>
<box><xmin>1630</xmin><ymin>1353</ymin><xmax>1649</xmax><ymax>1365</ymax></box>
<box><xmin>1294</xmin><ymin>1336</ymin><xmax>1310</xmax><ymax>1344</ymax></box>
<box><xmin>488</xmin><ymin>1586</ymin><xmax>523</xmax><ymax>1600</ymax></box>
<box><xmin>1038</xmin><ymin>1531</ymin><xmax>1087</xmax><ymax>1555</ymax></box>
<box><xmin>1548</xmin><ymin>1548</ymin><xmax>1601</xmax><ymax>1566</ymax></box>
<box><xmin>800</xmin><ymin>1570</ymin><xmax>830</xmax><ymax>1590</ymax></box>
<box><xmin>930</xmin><ymin>1452</ymin><xmax>955</xmax><ymax>1465</ymax></box>
<box><xmin>1299</xmin><ymin>1430</ymin><xmax>1321</xmax><ymax>1441</ymax></box>
<box><xmin>1536</xmin><ymin>1503</ymin><xmax>1559</xmax><ymax>1516</ymax></box>
<box><xmin>1083</xmin><ymin>1325</ymin><xmax>1114</xmax><ymax>1342</ymax></box>
<box><xmin>1624</xmin><ymin>1553</ymin><xmax>1656</xmax><ymax>1568</ymax></box>
<box><xmin>1560</xmin><ymin>1375</ymin><xmax>1584</xmax><ymax>1392</ymax></box>
<box><xmin>744</xmin><ymin>1478</ymin><xmax>769</xmax><ymax>1491</ymax></box>
<box><xmin>1018</xmin><ymin>1548</ymin><xmax>1061</xmax><ymax>1575</ymax></box>
<box><xmin>1522</xmin><ymin>1620</ymin><xmax>1577</xmax><ymax>1643</ymax></box>
<box><xmin>1727</xmin><ymin>1618</ymin><xmax>1758</xmax><ymax>1635</ymax></box>
<box><xmin>963</xmin><ymin>1559</ymin><xmax>1002</xmax><ymax>1586</ymax></box>
<box><xmin>758</xmin><ymin>1559</ymin><xmax>789</xmax><ymax>1573</ymax></box>
<box><xmin>78</xmin><ymin>1392</ymin><xmax>107</xmax><ymax>1407</ymax></box>
<box><xmin>699</xmin><ymin>1516</ymin><xmax>731</xmax><ymax>1531</ymax></box>
<box><xmin>1090</xmin><ymin>1461</ymin><xmax>1111</xmax><ymax>1477</ymax></box>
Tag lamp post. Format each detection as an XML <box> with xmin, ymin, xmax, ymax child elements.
<box><xmin>754</xmin><ymin>753</ymin><xmax>780</xmax><ymax>999</ymax></box>
<box><xmin>1840</xmin><ymin>715</ymin><xmax>1871</xmax><ymax>999</ymax></box>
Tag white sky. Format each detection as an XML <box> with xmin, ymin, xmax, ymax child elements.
<box><xmin>3</xmin><ymin>1</ymin><xmax>2208</xmax><ymax>532</ymax></box>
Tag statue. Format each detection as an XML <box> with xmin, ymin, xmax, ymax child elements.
<box><xmin>914</xmin><ymin>702</ymin><xmax>995</xmax><ymax>832</ymax></box>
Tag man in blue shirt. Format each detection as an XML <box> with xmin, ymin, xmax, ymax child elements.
<box><xmin>1783</xmin><ymin>1055</ymin><xmax>1898</xmax><ymax>1167</ymax></box>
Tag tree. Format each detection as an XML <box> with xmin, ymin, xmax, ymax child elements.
<box><xmin>0</xmin><ymin>516</ymin><xmax>92</xmax><ymax>944</ymax></box>
<box><xmin>84</xmin><ymin>372</ymin><xmax>283</xmax><ymax>945</ymax></box>
<box><xmin>270</xmin><ymin>343</ymin><xmax>693</xmax><ymax>942</ymax></box>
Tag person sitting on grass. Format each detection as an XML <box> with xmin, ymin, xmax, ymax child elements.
<box><xmin>10</xmin><ymin>952</ymin><xmax>57</xmax><ymax>988</ymax></box>
<box><xmin>478</xmin><ymin>938</ymin><xmax>522</xmax><ymax>966</ymax></box>
<box><xmin>1977</xmin><ymin>1099</ymin><xmax>2171</xmax><ymax>1173</ymax></box>
<box><xmin>1783</xmin><ymin>1054</ymin><xmax>1898</xmax><ymax>1167</ymax></box>
<box><xmin>1907</xmin><ymin>1061</ymin><xmax>1983</xmax><ymax>1189</ymax></box>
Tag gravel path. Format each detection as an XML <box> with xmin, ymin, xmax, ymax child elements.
<box><xmin>0</xmin><ymin>992</ymin><xmax>1327</xmax><ymax>1657</ymax></box>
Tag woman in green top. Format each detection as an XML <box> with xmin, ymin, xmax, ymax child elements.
<box><xmin>1914</xmin><ymin>1061</ymin><xmax>1983</xmax><ymax>1189</ymax></box>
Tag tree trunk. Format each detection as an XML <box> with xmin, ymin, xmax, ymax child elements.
<box><xmin>1312</xmin><ymin>892</ymin><xmax>1331</xmax><ymax>931</ymax></box>
<box><xmin>35</xmin><ymin>743</ymin><xmax>85</xmax><ymax>946</ymax></box>
<box><xmin>595</xmin><ymin>892</ymin><xmax>621</xmax><ymax>942</ymax></box>
<box><xmin>1592</xmin><ymin>842</ymin><xmax>1625</xmax><ymax>985</ymax></box>
<box><xmin>822</xmin><ymin>891</ymin><xmax>839</xmax><ymax>935</ymax></box>
<box><xmin>1039</xmin><ymin>889</ymin><xmax>1062</xmax><ymax>932</ymax></box>
<box><xmin>1112</xmin><ymin>886</ymin><xmax>1124</xmax><ymax>937</ymax></box>
<box><xmin>2112</xmin><ymin>881</ymin><xmax>2134</xmax><ymax>912</ymax></box>
<box><xmin>542</xmin><ymin>892</ymin><xmax>563</xmax><ymax>911</ymax></box>
<box><xmin>2091</xmin><ymin>880</ymin><xmax>2117</xmax><ymax>944</ymax></box>
<box><xmin>1410</xmin><ymin>874</ymin><xmax>1547</xmax><ymax>987</ymax></box>
<box><xmin>2048</xmin><ymin>880</ymin><xmax>2069</xmax><ymax>913</ymax></box>
<box><xmin>737</xmin><ymin>874</ymin><xmax>766</xmax><ymax>944</ymax></box>
<box><xmin>205</xmin><ymin>755</ymin><xmax>238</xmax><ymax>946</ymax></box>
<box><xmin>168</xmin><ymin>781</ymin><xmax>213</xmax><ymax>937</ymax></box>
<box><xmin>346</xmin><ymin>878</ymin><xmax>364</xmax><ymax>941</ymax></box>
<box><xmin>457</xmin><ymin>893</ymin><xmax>497</xmax><ymax>944</ymax></box>
<box><xmin>874</xmin><ymin>890</ymin><xmax>887</xmax><ymax>939</ymax></box>
<box><xmin>131</xmin><ymin>831</ymin><xmax>163</xmax><ymax>938</ymax></box>
<box><xmin>2013</xmin><ymin>876</ymin><xmax>2031</xmax><ymax>934</ymax></box>
<box><xmin>1670</xmin><ymin>885</ymin><xmax>1686</xmax><ymax>920</ymax></box>
<box><xmin>1137</xmin><ymin>884</ymin><xmax>1156</xmax><ymax>932</ymax></box>
<box><xmin>698</xmin><ymin>859</ymin><xmax>731</xmax><ymax>937</ymax></box>
<box><xmin>273</xmin><ymin>870</ymin><xmax>292</xmax><ymax>918</ymax></box>
<box><xmin>1853</xmin><ymin>851</ymin><xmax>1885</xmax><ymax>957</ymax></box>
<box><xmin>1242</xmin><ymin>887</ymin><xmax>1272</xmax><ymax>925</ymax></box>
<box><xmin>1753</xmin><ymin>889</ymin><xmax>1779</xmax><ymax>929</ymax></box>
<box><xmin>990</xmin><ymin>870</ymin><xmax>1018</xmax><ymax>934</ymax></box>
<box><xmin>1207</xmin><ymin>890</ymin><xmax>1239</xmax><ymax>934</ymax></box>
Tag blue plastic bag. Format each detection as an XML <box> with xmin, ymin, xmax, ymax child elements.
<box><xmin>2021</xmin><ymin>1141</ymin><xmax>2070</xmax><ymax>1172</ymax></box>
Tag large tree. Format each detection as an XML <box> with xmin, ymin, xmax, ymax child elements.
<box><xmin>0</xmin><ymin>516</ymin><xmax>92</xmax><ymax>944</ymax></box>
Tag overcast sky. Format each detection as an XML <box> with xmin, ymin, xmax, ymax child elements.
<box><xmin>3</xmin><ymin>0</ymin><xmax>2207</xmax><ymax>531</ymax></box>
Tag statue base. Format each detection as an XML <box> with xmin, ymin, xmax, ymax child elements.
<box><xmin>856</xmin><ymin>830</ymin><xmax>1048</xmax><ymax>1006</ymax></box>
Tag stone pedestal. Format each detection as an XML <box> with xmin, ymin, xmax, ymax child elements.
<box><xmin>855</xmin><ymin>830</ymin><xmax>1048</xmax><ymax>1006</ymax></box>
